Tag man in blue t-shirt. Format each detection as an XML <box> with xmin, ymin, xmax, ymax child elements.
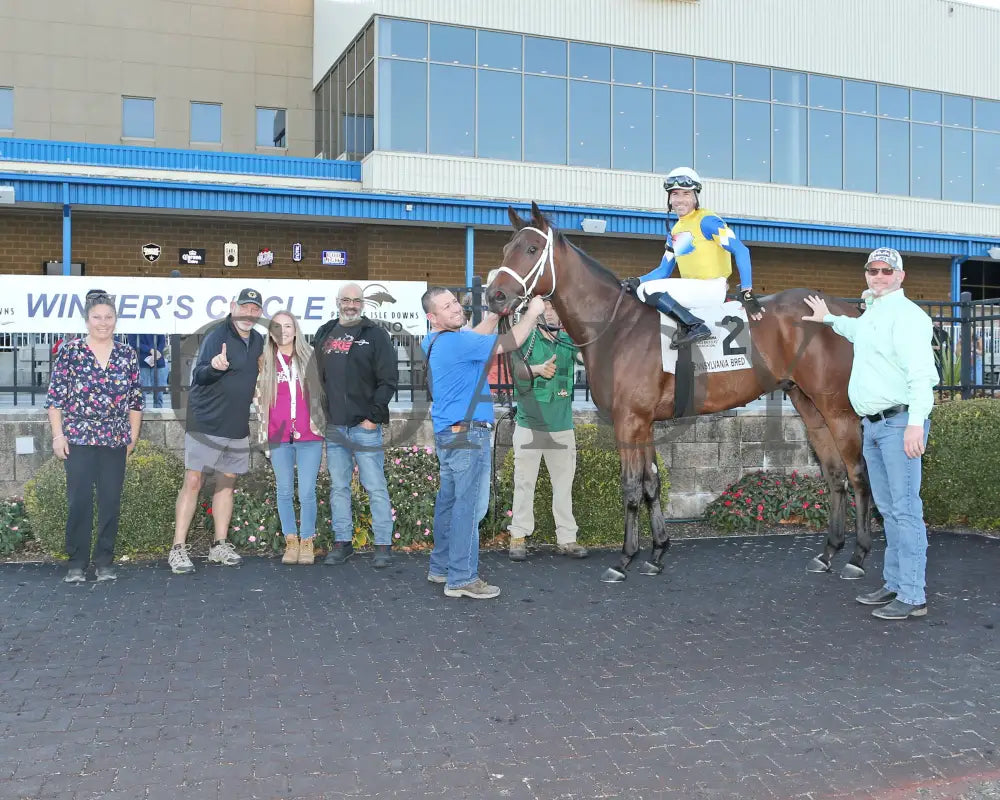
<box><xmin>421</xmin><ymin>288</ymin><xmax>544</xmax><ymax>600</ymax></box>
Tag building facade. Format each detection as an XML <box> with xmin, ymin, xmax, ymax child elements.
<box><xmin>0</xmin><ymin>0</ymin><xmax>998</xmax><ymax>300</ymax></box>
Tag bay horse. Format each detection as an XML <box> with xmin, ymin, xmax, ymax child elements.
<box><xmin>487</xmin><ymin>203</ymin><xmax>873</xmax><ymax>583</ymax></box>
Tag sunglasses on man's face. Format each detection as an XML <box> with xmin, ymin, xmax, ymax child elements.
<box><xmin>865</xmin><ymin>266</ymin><xmax>898</xmax><ymax>276</ymax></box>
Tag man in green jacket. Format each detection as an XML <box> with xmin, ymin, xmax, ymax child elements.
<box><xmin>802</xmin><ymin>247</ymin><xmax>938</xmax><ymax>620</ymax></box>
<box><xmin>508</xmin><ymin>300</ymin><xmax>588</xmax><ymax>562</ymax></box>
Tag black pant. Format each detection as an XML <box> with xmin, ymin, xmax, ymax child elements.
<box><xmin>64</xmin><ymin>445</ymin><xmax>127</xmax><ymax>569</ymax></box>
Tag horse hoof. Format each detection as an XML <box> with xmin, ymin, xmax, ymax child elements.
<box><xmin>638</xmin><ymin>561</ymin><xmax>663</xmax><ymax>576</ymax></box>
<box><xmin>806</xmin><ymin>556</ymin><xmax>831</xmax><ymax>573</ymax></box>
<box><xmin>839</xmin><ymin>563</ymin><xmax>865</xmax><ymax>580</ymax></box>
<box><xmin>600</xmin><ymin>567</ymin><xmax>627</xmax><ymax>583</ymax></box>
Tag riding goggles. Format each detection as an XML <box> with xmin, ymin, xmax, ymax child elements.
<box><xmin>663</xmin><ymin>176</ymin><xmax>701</xmax><ymax>192</ymax></box>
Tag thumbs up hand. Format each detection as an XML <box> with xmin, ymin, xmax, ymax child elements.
<box><xmin>211</xmin><ymin>342</ymin><xmax>230</xmax><ymax>371</ymax></box>
<box><xmin>534</xmin><ymin>354</ymin><xmax>558</xmax><ymax>380</ymax></box>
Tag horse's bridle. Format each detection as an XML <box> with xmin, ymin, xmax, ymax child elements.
<box><xmin>492</xmin><ymin>224</ymin><xmax>628</xmax><ymax>350</ymax></box>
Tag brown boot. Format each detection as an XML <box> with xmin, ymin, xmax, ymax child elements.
<box><xmin>297</xmin><ymin>537</ymin><xmax>315</xmax><ymax>565</ymax></box>
<box><xmin>282</xmin><ymin>535</ymin><xmax>299</xmax><ymax>564</ymax></box>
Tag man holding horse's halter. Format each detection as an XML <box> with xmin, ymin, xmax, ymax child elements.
<box><xmin>802</xmin><ymin>248</ymin><xmax>939</xmax><ymax>621</ymax></box>
<box><xmin>622</xmin><ymin>166</ymin><xmax>765</xmax><ymax>349</ymax></box>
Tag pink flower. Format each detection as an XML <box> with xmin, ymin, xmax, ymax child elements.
<box><xmin>258</xmin><ymin>525</ymin><xmax>265</xmax><ymax>530</ymax></box>
<box><xmin>427</xmin><ymin>475</ymin><xmax>433</xmax><ymax>481</ymax></box>
<box><xmin>813</xmin><ymin>503</ymin><xmax>821</xmax><ymax>509</ymax></box>
<box><xmin>505</xmin><ymin>510</ymin><xmax>513</xmax><ymax>517</ymax></box>
<box><xmin>10</xmin><ymin>526</ymin><xmax>17</xmax><ymax>531</ymax></box>
<box><xmin>394</xmin><ymin>458</ymin><xmax>401</xmax><ymax>465</ymax></box>
<box><xmin>248</xmin><ymin>535</ymin><xmax>256</xmax><ymax>543</ymax></box>
<box><xmin>802</xmin><ymin>502</ymin><xmax>810</xmax><ymax>509</ymax></box>
<box><xmin>424</xmin><ymin>447</ymin><xmax>432</xmax><ymax>454</ymax></box>
<box><xmin>756</xmin><ymin>504</ymin><xmax>764</xmax><ymax>511</ymax></box>
<box><xmin>724</xmin><ymin>501</ymin><xmax>733</xmax><ymax>507</ymax></box>
<box><xmin>424</xmin><ymin>528</ymin><xmax>430</xmax><ymax>535</ymax></box>
<box><xmin>756</xmin><ymin>515</ymin><xmax>763</xmax><ymax>521</ymax></box>
<box><xmin>394</xmin><ymin>532</ymin><xmax>400</xmax><ymax>539</ymax></box>
<box><xmin>416</xmin><ymin>520</ymin><xmax>421</xmax><ymax>525</ymax></box>
<box><xmin>412</xmin><ymin>492</ymin><xmax>418</xmax><ymax>497</ymax></box>
<box><xmin>233</xmin><ymin>526</ymin><xmax>241</xmax><ymax>532</ymax></box>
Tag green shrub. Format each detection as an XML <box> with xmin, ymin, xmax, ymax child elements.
<box><xmin>25</xmin><ymin>439</ymin><xmax>184</xmax><ymax>558</ymax></box>
<box><xmin>923</xmin><ymin>398</ymin><xmax>1000</xmax><ymax>529</ymax></box>
<box><xmin>208</xmin><ymin>445</ymin><xmax>439</xmax><ymax>553</ymax></box>
<box><xmin>0</xmin><ymin>496</ymin><xmax>32</xmax><ymax>556</ymax></box>
<box><xmin>483</xmin><ymin>424</ymin><xmax>669</xmax><ymax>546</ymax></box>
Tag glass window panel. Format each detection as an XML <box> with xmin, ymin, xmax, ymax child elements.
<box><xmin>878</xmin><ymin>85</ymin><xmax>909</xmax><ymax>119</ymax></box>
<box><xmin>844</xmin><ymin>114</ymin><xmax>876</xmax><ymax>192</ymax></box>
<box><xmin>772</xmin><ymin>70</ymin><xmax>806</xmax><ymax>105</ymax></box>
<box><xmin>974</xmin><ymin>131</ymin><xmax>1000</xmax><ymax>204</ymax></box>
<box><xmin>122</xmin><ymin>97</ymin><xmax>154</xmax><ymax>139</ymax></box>
<box><xmin>314</xmin><ymin>82</ymin><xmax>324</xmax><ymax>155</ymax></box>
<box><xmin>570</xmin><ymin>42</ymin><xmax>610</xmax><ymax>81</ymax></box>
<box><xmin>942</xmin><ymin>127</ymin><xmax>972</xmax><ymax>202</ymax></box>
<box><xmin>524</xmin><ymin>36</ymin><xmax>566</xmax><ymax>76</ymax></box>
<box><xmin>734</xmin><ymin>65</ymin><xmax>769</xmax><ymax>101</ymax></box>
<box><xmin>478</xmin><ymin>30</ymin><xmax>521</xmax><ymax>70</ymax></box>
<box><xmin>975</xmin><ymin>99</ymin><xmax>1000</xmax><ymax>132</ymax></box>
<box><xmin>256</xmin><ymin>107</ymin><xmax>286</xmax><ymax>148</ymax></box>
<box><xmin>428</xmin><ymin>65</ymin><xmax>474</xmax><ymax>156</ymax></box>
<box><xmin>524</xmin><ymin>75</ymin><xmax>566</xmax><ymax>164</ymax></box>
<box><xmin>808</xmin><ymin>109</ymin><xmax>842</xmax><ymax>189</ymax></box>
<box><xmin>654</xmin><ymin>90</ymin><xmax>693</xmax><ymax>173</ymax></box>
<box><xmin>569</xmin><ymin>80</ymin><xmax>610</xmax><ymax>168</ymax></box>
<box><xmin>361</xmin><ymin>65</ymin><xmax>374</xmax><ymax>155</ymax></box>
<box><xmin>809</xmin><ymin>75</ymin><xmax>842</xmax><ymax>110</ymax></box>
<box><xmin>772</xmin><ymin>104</ymin><xmax>806</xmax><ymax>184</ymax></box>
<box><xmin>613</xmin><ymin>47</ymin><xmax>652</xmax><ymax>86</ymax></box>
<box><xmin>477</xmin><ymin>69</ymin><xmax>521</xmax><ymax>160</ymax></box>
<box><xmin>734</xmin><ymin>100</ymin><xmax>770</xmax><ymax>182</ymax></box>
<box><xmin>613</xmin><ymin>85</ymin><xmax>652</xmax><ymax>172</ymax></box>
<box><xmin>911</xmin><ymin>90</ymin><xmax>941</xmax><ymax>124</ymax></box>
<box><xmin>377</xmin><ymin>58</ymin><xmax>427</xmax><ymax>153</ymax></box>
<box><xmin>0</xmin><ymin>87</ymin><xmax>11</xmax><ymax>129</ymax></box>
<box><xmin>844</xmin><ymin>80</ymin><xmax>876</xmax><ymax>115</ymax></box>
<box><xmin>378</xmin><ymin>18</ymin><xmax>426</xmax><ymax>59</ymax></box>
<box><xmin>190</xmin><ymin>101</ymin><xmax>221</xmax><ymax>143</ymax></box>
<box><xmin>429</xmin><ymin>24</ymin><xmax>474</xmax><ymax>65</ymax></box>
<box><xmin>943</xmin><ymin>94</ymin><xmax>972</xmax><ymax>127</ymax></box>
<box><xmin>363</xmin><ymin>23</ymin><xmax>374</xmax><ymax>68</ymax></box>
<box><xmin>910</xmin><ymin>123</ymin><xmax>941</xmax><ymax>199</ymax></box>
<box><xmin>345</xmin><ymin>81</ymin><xmax>358</xmax><ymax>157</ymax></box>
<box><xmin>346</xmin><ymin>43</ymin><xmax>358</xmax><ymax>84</ymax></box>
<box><xmin>877</xmin><ymin>118</ymin><xmax>909</xmax><ymax>195</ymax></box>
<box><xmin>695</xmin><ymin>59</ymin><xmax>732</xmax><ymax>96</ymax></box>
<box><xmin>335</xmin><ymin>63</ymin><xmax>347</xmax><ymax>157</ymax></box>
<box><xmin>695</xmin><ymin>95</ymin><xmax>732</xmax><ymax>178</ymax></box>
<box><xmin>654</xmin><ymin>53</ymin><xmax>693</xmax><ymax>91</ymax></box>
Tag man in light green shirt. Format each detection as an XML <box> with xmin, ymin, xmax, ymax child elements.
<box><xmin>803</xmin><ymin>247</ymin><xmax>938</xmax><ymax>621</ymax></box>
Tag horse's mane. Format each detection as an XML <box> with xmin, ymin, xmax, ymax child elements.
<box><xmin>558</xmin><ymin>232</ymin><xmax>624</xmax><ymax>291</ymax></box>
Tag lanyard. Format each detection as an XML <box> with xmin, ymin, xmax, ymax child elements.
<box><xmin>276</xmin><ymin>352</ymin><xmax>299</xmax><ymax>439</ymax></box>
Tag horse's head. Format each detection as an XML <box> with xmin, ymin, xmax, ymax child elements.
<box><xmin>487</xmin><ymin>202</ymin><xmax>557</xmax><ymax>316</ymax></box>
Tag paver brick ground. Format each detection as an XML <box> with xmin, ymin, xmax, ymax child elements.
<box><xmin>0</xmin><ymin>532</ymin><xmax>997</xmax><ymax>800</ymax></box>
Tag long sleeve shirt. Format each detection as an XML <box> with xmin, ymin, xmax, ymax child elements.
<box><xmin>822</xmin><ymin>288</ymin><xmax>938</xmax><ymax>426</ymax></box>
<box><xmin>640</xmin><ymin>208</ymin><xmax>753</xmax><ymax>289</ymax></box>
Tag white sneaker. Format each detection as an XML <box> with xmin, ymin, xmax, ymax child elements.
<box><xmin>168</xmin><ymin>543</ymin><xmax>195</xmax><ymax>574</ymax></box>
<box><xmin>207</xmin><ymin>540</ymin><xmax>242</xmax><ymax>566</ymax></box>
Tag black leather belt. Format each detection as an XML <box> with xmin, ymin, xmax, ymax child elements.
<box><xmin>865</xmin><ymin>404</ymin><xmax>908</xmax><ymax>423</ymax></box>
<box><xmin>450</xmin><ymin>421</ymin><xmax>492</xmax><ymax>432</ymax></box>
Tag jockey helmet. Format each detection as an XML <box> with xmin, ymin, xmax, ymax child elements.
<box><xmin>663</xmin><ymin>167</ymin><xmax>702</xmax><ymax>194</ymax></box>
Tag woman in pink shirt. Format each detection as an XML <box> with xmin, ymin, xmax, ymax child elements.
<box><xmin>254</xmin><ymin>311</ymin><xmax>326</xmax><ymax>564</ymax></box>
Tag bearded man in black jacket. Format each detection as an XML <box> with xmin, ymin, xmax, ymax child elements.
<box><xmin>314</xmin><ymin>283</ymin><xmax>399</xmax><ymax>569</ymax></box>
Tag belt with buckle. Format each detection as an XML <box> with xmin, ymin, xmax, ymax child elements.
<box><xmin>450</xmin><ymin>421</ymin><xmax>492</xmax><ymax>433</ymax></box>
<box><xmin>865</xmin><ymin>404</ymin><xmax>908</xmax><ymax>423</ymax></box>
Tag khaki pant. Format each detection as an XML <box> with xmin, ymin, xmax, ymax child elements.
<box><xmin>509</xmin><ymin>424</ymin><xmax>578</xmax><ymax>544</ymax></box>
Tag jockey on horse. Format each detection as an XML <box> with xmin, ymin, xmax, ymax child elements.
<box><xmin>623</xmin><ymin>166</ymin><xmax>765</xmax><ymax>348</ymax></box>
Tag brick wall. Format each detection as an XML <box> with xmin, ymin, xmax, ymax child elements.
<box><xmin>0</xmin><ymin>209</ymin><xmax>952</xmax><ymax>300</ymax></box>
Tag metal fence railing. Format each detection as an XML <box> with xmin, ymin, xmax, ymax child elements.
<box><xmin>1</xmin><ymin>288</ymin><xmax>995</xmax><ymax>408</ymax></box>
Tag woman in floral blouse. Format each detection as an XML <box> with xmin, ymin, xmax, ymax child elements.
<box><xmin>45</xmin><ymin>290</ymin><xmax>143</xmax><ymax>583</ymax></box>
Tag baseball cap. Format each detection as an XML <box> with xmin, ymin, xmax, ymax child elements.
<box><xmin>865</xmin><ymin>248</ymin><xmax>903</xmax><ymax>271</ymax></box>
<box><xmin>236</xmin><ymin>287</ymin><xmax>263</xmax><ymax>307</ymax></box>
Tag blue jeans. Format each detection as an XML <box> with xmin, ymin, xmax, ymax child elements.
<box><xmin>270</xmin><ymin>440</ymin><xmax>324</xmax><ymax>539</ymax></box>
<box><xmin>430</xmin><ymin>427</ymin><xmax>492</xmax><ymax>590</ymax></box>
<box><xmin>140</xmin><ymin>364</ymin><xmax>169</xmax><ymax>408</ymax></box>
<box><xmin>862</xmin><ymin>414</ymin><xmax>931</xmax><ymax>606</ymax></box>
<box><xmin>326</xmin><ymin>424</ymin><xmax>394</xmax><ymax>546</ymax></box>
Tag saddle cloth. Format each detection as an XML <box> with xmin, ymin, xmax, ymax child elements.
<box><xmin>659</xmin><ymin>300</ymin><xmax>752</xmax><ymax>375</ymax></box>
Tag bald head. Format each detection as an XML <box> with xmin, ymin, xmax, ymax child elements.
<box><xmin>337</xmin><ymin>282</ymin><xmax>364</xmax><ymax>325</ymax></box>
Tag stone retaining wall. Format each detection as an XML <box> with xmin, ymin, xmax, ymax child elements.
<box><xmin>1</xmin><ymin>404</ymin><xmax>819</xmax><ymax>517</ymax></box>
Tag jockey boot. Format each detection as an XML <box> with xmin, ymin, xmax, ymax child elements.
<box><xmin>649</xmin><ymin>292</ymin><xmax>712</xmax><ymax>349</ymax></box>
